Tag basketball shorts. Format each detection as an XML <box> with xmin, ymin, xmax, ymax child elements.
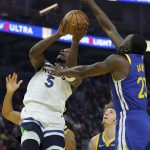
<box><xmin>20</xmin><ymin>106</ymin><xmax>65</xmax><ymax>150</ymax></box>
<box><xmin>116</xmin><ymin>110</ymin><xmax>150</xmax><ymax>150</ymax></box>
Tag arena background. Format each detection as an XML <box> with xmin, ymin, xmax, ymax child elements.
<box><xmin>0</xmin><ymin>0</ymin><xmax>150</xmax><ymax>149</ymax></box>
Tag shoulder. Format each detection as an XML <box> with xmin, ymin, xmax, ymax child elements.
<box><xmin>64</xmin><ymin>128</ymin><xmax>76</xmax><ymax>150</ymax></box>
<box><xmin>65</xmin><ymin>128</ymin><xmax>75</xmax><ymax>138</ymax></box>
<box><xmin>105</xmin><ymin>54</ymin><xmax>128</xmax><ymax>70</ymax></box>
<box><xmin>90</xmin><ymin>134</ymin><xmax>100</xmax><ymax>150</ymax></box>
<box><xmin>106</xmin><ymin>54</ymin><xmax>126</xmax><ymax>63</ymax></box>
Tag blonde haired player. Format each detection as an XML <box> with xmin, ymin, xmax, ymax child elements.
<box><xmin>2</xmin><ymin>73</ymin><xmax>76</xmax><ymax>150</ymax></box>
<box><xmin>90</xmin><ymin>103</ymin><xmax>116</xmax><ymax>150</ymax></box>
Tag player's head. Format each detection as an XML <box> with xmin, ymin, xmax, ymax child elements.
<box><xmin>102</xmin><ymin>102</ymin><xmax>116</xmax><ymax>128</ymax></box>
<box><xmin>56</xmin><ymin>48</ymin><xmax>70</xmax><ymax>65</ymax></box>
<box><xmin>117</xmin><ymin>34</ymin><xmax>147</xmax><ymax>55</ymax></box>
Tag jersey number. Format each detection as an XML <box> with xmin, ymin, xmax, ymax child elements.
<box><xmin>137</xmin><ymin>77</ymin><xmax>147</xmax><ymax>99</ymax></box>
<box><xmin>45</xmin><ymin>75</ymin><xmax>55</xmax><ymax>88</ymax></box>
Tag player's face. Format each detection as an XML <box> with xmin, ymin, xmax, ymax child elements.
<box><xmin>102</xmin><ymin>108</ymin><xmax>116</xmax><ymax>127</ymax></box>
<box><xmin>117</xmin><ymin>34</ymin><xmax>133</xmax><ymax>54</ymax></box>
<box><xmin>56</xmin><ymin>49</ymin><xmax>70</xmax><ymax>64</ymax></box>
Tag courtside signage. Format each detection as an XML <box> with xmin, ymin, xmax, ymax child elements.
<box><xmin>108</xmin><ymin>0</ymin><xmax>150</xmax><ymax>4</ymax></box>
<box><xmin>0</xmin><ymin>19</ymin><xmax>42</xmax><ymax>38</ymax></box>
<box><xmin>0</xmin><ymin>19</ymin><xmax>149</xmax><ymax>51</ymax></box>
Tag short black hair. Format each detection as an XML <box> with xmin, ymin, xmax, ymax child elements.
<box><xmin>130</xmin><ymin>34</ymin><xmax>147</xmax><ymax>55</ymax></box>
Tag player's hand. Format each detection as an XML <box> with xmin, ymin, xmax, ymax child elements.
<box><xmin>80</xmin><ymin>0</ymin><xmax>95</xmax><ymax>5</ymax></box>
<box><xmin>6</xmin><ymin>73</ymin><xmax>23</xmax><ymax>93</ymax></box>
<box><xmin>72</xmin><ymin>21</ymin><xmax>88</xmax><ymax>42</ymax></box>
<box><xmin>50</xmin><ymin>66</ymin><xmax>65</xmax><ymax>77</ymax></box>
<box><xmin>57</xmin><ymin>20</ymin><xmax>68</xmax><ymax>36</ymax></box>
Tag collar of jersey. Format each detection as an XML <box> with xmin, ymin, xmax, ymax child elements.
<box><xmin>102</xmin><ymin>131</ymin><xmax>115</xmax><ymax>147</ymax></box>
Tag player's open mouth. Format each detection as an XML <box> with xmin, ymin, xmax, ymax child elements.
<box><xmin>104</xmin><ymin>116</ymin><xmax>108</xmax><ymax>119</ymax></box>
<box><xmin>59</xmin><ymin>52</ymin><xmax>64</xmax><ymax>56</ymax></box>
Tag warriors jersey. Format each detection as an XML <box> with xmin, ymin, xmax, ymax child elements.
<box><xmin>110</xmin><ymin>54</ymin><xmax>147</xmax><ymax>113</ymax></box>
<box><xmin>110</xmin><ymin>54</ymin><xmax>150</xmax><ymax>150</ymax></box>
<box><xmin>96</xmin><ymin>133</ymin><xmax>115</xmax><ymax>150</ymax></box>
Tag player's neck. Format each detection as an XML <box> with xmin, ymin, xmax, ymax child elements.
<box><xmin>103</xmin><ymin>125</ymin><xmax>116</xmax><ymax>140</ymax></box>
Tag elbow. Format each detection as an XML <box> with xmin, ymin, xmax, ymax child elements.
<box><xmin>2</xmin><ymin>110</ymin><xmax>9</xmax><ymax>120</ymax></box>
<box><xmin>29</xmin><ymin>48</ymin><xmax>35</xmax><ymax>58</ymax></box>
<box><xmin>29</xmin><ymin>47</ymin><xmax>38</xmax><ymax>59</ymax></box>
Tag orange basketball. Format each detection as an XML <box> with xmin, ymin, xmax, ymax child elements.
<box><xmin>62</xmin><ymin>10</ymin><xmax>89</xmax><ymax>35</ymax></box>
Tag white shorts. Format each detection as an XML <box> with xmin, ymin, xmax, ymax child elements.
<box><xmin>20</xmin><ymin>103</ymin><xmax>65</xmax><ymax>149</ymax></box>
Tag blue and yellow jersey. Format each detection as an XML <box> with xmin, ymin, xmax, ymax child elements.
<box><xmin>95</xmin><ymin>132</ymin><xmax>115</xmax><ymax>150</ymax></box>
<box><xmin>110</xmin><ymin>54</ymin><xmax>148</xmax><ymax>113</ymax></box>
<box><xmin>64</xmin><ymin>125</ymin><xmax>69</xmax><ymax>135</ymax></box>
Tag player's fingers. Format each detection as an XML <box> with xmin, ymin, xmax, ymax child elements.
<box><xmin>14</xmin><ymin>73</ymin><xmax>18</xmax><ymax>81</ymax></box>
<box><xmin>12</xmin><ymin>72</ymin><xmax>16</xmax><ymax>80</ymax></box>
<box><xmin>6</xmin><ymin>77</ymin><xmax>8</xmax><ymax>83</ymax></box>
<box><xmin>18</xmin><ymin>80</ymin><xmax>23</xmax><ymax>86</ymax></box>
<box><xmin>8</xmin><ymin>74</ymin><xmax>11</xmax><ymax>80</ymax></box>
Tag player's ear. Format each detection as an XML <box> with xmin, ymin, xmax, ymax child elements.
<box><xmin>113</xmin><ymin>119</ymin><xmax>117</xmax><ymax>125</ymax></box>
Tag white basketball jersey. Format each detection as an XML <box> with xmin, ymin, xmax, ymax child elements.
<box><xmin>23</xmin><ymin>62</ymin><xmax>72</xmax><ymax>114</ymax></box>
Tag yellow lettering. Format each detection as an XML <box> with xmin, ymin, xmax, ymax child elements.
<box><xmin>137</xmin><ymin>64</ymin><xmax>144</xmax><ymax>72</ymax></box>
<box><xmin>137</xmin><ymin>77</ymin><xmax>147</xmax><ymax>99</ymax></box>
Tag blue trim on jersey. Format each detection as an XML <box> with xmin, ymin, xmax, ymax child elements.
<box><xmin>44</xmin><ymin>130</ymin><xmax>64</xmax><ymax>134</ymax></box>
<box><xmin>21</xmin><ymin>122</ymin><xmax>43</xmax><ymax>141</ymax></box>
<box><xmin>22</xmin><ymin>117</ymin><xmax>44</xmax><ymax>128</ymax></box>
<box><xmin>40</xmin><ymin>135</ymin><xmax>65</xmax><ymax>149</ymax></box>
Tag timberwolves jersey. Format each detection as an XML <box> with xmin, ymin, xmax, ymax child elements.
<box><xmin>96</xmin><ymin>133</ymin><xmax>115</xmax><ymax>150</ymax></box>
<box><xmin>110</xmin><ymin>54</ymin><xmax>147</xmax><ymax>112</ymax></box>
<box><xmin>23</xmin><ymin>62</ymin><xmax>72</xmax><ymax>114</ymax></box>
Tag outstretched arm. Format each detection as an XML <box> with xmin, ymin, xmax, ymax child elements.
<box><xmin>53</xmin><ymin>54</ymin><xmax>119</xmax><ymax>78</ymax></box>
<box><xmin>81</xmin><ymin>0</ymin><xmax>123</xmax><ymax>49</ymax></box>
<box><xmin>65</xmin><ymin>23</ymin><xmax>88</xmax><ymax>89</ymax></box>
<box><xmin>29</xmin><ymin>22</ymin><xmax>67</xmax><ymax>70</ymax></box>
<box><xmin>2</xmin><ymin>73</ymin><xmax>22</xmax><ymax>125</ymax></box>
<box><xmin>66</xmin><ymin>23</ymin><xmax>88</xmax><ymax>68</ymax></box>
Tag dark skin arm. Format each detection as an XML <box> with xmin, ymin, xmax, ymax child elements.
<box><xmin>65</xmin><ymin>24</ymin><xmax>88</xmax><ymax>89</ymax></box>
<box><xmin>81</xmin><ymin>0</ymin><xmax>123</xmax><ymax>49</ymax></box>
<box><xmin>53</xmin><ymin>54</ymin><xmax>130</xmax><ymax>81</ymax></box>
<box><xmin>66</xmin><ymin>23</ymin><xmax>88</xmax><ymax>68</ymax></box>
<box><xmin>29</xmin><ymin>23</ymin><xmax>66</xmax><ymax>70</ymax></box>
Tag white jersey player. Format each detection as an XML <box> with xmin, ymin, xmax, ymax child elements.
<box><xmin>20</xmin><ymin>21</ymin><xmax>88</xmax><ymax>150</ymax></box>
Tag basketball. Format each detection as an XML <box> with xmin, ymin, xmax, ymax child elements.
<box><xmin>62</xmin><ymin>10</ymin><xmax>89</xmax><ymax>35</ymax></box>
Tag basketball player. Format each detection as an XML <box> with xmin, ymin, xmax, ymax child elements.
<box><xmin>90</xmin><ymin>102</ymin><xmax>116</xmax><ymax>150</ymax></box>
<box><xmin>2</xmin><ymin>73</ymin><xmax>76</xmax><ymax>150</ymax></box>
<box><xmin>52</xmin><ymin>1</ymin><xmax>150</xmax><ymax>149</ymax></box>
<box><xmin>9</xmin><ymin>18</ymin><xmax>87</xmax><ymax>150</ymax></box>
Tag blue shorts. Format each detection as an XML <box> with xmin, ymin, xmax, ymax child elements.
<box><xmin>116</xmin><ymin>110</ymin><xmax>150</xmax><ymax>150</ymax></box>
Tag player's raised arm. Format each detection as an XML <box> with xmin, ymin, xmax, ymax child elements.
<box><xmin>53</xmin><ymin>54</ymin><xmax>121</xmax><ymax>78</ymax></box>
<box><xmin>81</xmin><ymin>0</ymin><xmax>123</xmax><ymax>49</ymax></box>
<box><xmin>66</xmin><ymin>23</ymin><xmax>88</xmax><ymax>68</ymax></box>
<box><xmin>29</xmin><ymin>22</ymin><xmax>67</xmax><ymax>70</ymax></box>
<box><xmin>2</xmin><ymin>73</ymin><xmax>22</xmax><ymax>125</ymax></box>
